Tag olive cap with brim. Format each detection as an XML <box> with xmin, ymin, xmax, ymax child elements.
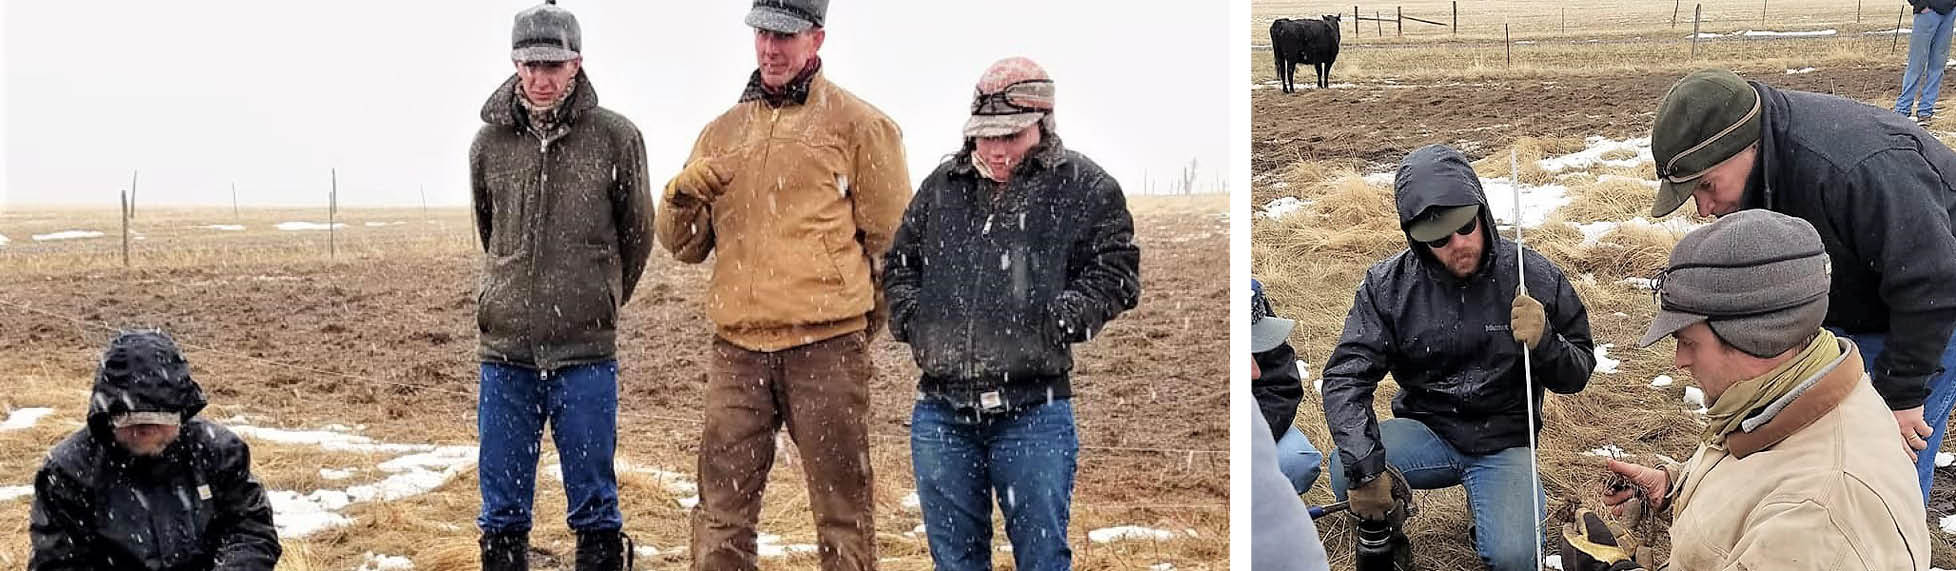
<box><xmin>1250</xmin><ymin>279</ymin><xmax>1297</xmax><ymax>353</ymax></box>
<box><xmin>747</xmin><ymin>0</ymin><xmax>827</xmax><ymax>34</ymax></box>
<box><xmin>1407</xmin><ymin>204</ymin><xmax>1481</xmax><ymax>243</ymax></box>
<box><xmin>111</xmin><ymin>411</ymin><xmax>182</xmax><ymax>428</ymax></box>
<box><xmin>1650</xmin><ymin>69</ymin><xmax>1763</xmax><ymax>217</ymax></box>
<box><xmin>1637</xmin><ymin>210</ymin><xmax>1831</xmax><ymax>357</ymax></box>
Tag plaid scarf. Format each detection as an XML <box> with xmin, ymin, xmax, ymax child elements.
<box><xmin>515</xmin><ymin>78</ymin><xmax>578</xmax><ymax>140</ymax></box>
<box><xmin>739</xmin><ymin>57</ymin><xmax>822</xmax><ymax>107</ymax></box>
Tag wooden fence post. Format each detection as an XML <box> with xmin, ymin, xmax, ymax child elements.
<box><xmin>329</xmin><ymin>168</ymin><xmax>338</xmax><ymax>259</ymax></box>
<box><xmin>128</xmin><ymin>170</ymin><xmax>139</xmax><ymax>219</ymax></box>
<box><xmin>1397</xmin><ymin>6</ymin><xmax>1403</xmax><ymax>36</ymax></box>
<box><xmin>1505</xmin><ymin>23</ymin><xmax>1512</xmax><ymax>68</ymax></box>
<box><xmin>232</xmin><ymin>182</ymin><xmax>239</xmax><ymax>221</ymax></box>
<box><xmin>120</xmin><ymin>190</ymin><xmax>130</xmax><ymax>267</ymax></box>
<box><xmin>1355</xmin><ymin>6</ymin><xmax>1361</xmax><ymax>35</ymax></box>
<box><xmin>1453</xmin><ymin>1</ymin><xmax>1458</xmax><ymax>35</ymax></box>
<box><xmin>1692</xmin><ymin>4</ymin><xmax>1702</xmax><ymax>58</ymax></box>
<box><xmin>1376</xmin><ymin>10</ymin><xmax>1383</xmax><ymax>36</ymax></box>
<box><xmin>1673</xmin><ymin>0</ymin><xmax>1681</xmax><ymax>28</ymax></box>
<box><xmin>1896</xmin><ymin>8</ymin><xmax>1906</xmax><ymax>54</ymax></box>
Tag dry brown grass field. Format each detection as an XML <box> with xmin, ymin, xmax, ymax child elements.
<box><xmin>0</xmin><ymin>193</ymin><xmax>1226</xmax><ymax>570</ymax></box>
<box><xmin>1254</xmin><ymin>1</ymin><xmax>1956</xmax><ymax>569</ymax></box>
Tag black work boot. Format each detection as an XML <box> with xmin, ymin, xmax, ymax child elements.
<box><xmin>480</xmin><ymin>532</ymin><xmax>530</xmax><ymax>571</ymax></box>
<box><xmin>575</xmin><ymin>529</ymin><xmax>633</xmax><ymax>571</ymax></box>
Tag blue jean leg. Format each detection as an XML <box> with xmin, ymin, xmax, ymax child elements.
<box><xmin>548</xmin><ymin>361</ymin><xmax>622</xmax><ymax>532</ymax></box>
<box><xmin>910</xmin><ymin>401</ymin><xmax>995</xmax><ymax>571</ymax></box>
<box><xmin>992</xmin><ymin>400</ymin><xmax>1077</xmax><ymax>571</ymax></box>
<box><xmin>1461</xmin><ymin>446</ymin><xmax>1549</xmax><ymax>571</ymax></box>
<box><xmin>1899</xmin><ymin>10</ymin><xmax>1956</xmax><ymax>116</ymax></box>
<box><xmin>911</xmin><ymin>399</ymin><xmax>1078</xmax><ymax>571</ymax></box>
<box><xmin>477</xmin><ymin>362</ymin><xmax>549</xmax><ymax>534</ymax></box>
<box><xmin>1836</xmin><ymin>330</ymin><xmax>1956</xmax><ymax>504</ymax></box>
<box><xmin>1327</xmin><ymin>418</ymin><xmax>1545</xmax><ymax>571</ymax></box>
<box><xmin>1275</xmin><ymin>425</ymin><xmax>1325</xmax><ymax>495</ymax></box>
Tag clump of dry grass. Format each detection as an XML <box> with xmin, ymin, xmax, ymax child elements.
<box><xmin>1556</xmin><ymin>176</ymin><xmax>1658</xmax><ymax>223</ymax></box>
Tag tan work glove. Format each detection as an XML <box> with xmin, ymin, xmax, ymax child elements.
<box><xmin>665</xmin><ymin>158</ymin><xmax>733</xmax><ymax>209</ymax></box>
<box><xmin>1348</xmin><ymin>472</ymin><xmax>1396</xmax><ymax>521</ymax></box>
<box><xmin>1558</xmin><ymin>507</ymin><xmax>1648</xmax><ymax>571</ymax></box>
<box><xmin>1511</xmin><ymin>288</ymin><xmax>1546</xmax><ymax>350</ymax></box>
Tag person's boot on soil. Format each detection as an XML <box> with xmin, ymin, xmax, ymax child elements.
<box><xmin>576</xmin><ymin>530</ymin><xmax>632</xmax><ymax>571</ymax></box>
<box><xmin>480</xmin><ymin>532</ymin><xmax>530</xmax><ymax>571</ymax></box>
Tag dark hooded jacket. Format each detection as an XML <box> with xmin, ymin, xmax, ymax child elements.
<box><xmin>884</xmin><ymin>133</ymin><xmax>1142</xmax><ymax>411</ymax></box>
<box><xmin>1254</xmin><ymin>342</ymin><xmax>1306</xmax><ymax>440</ymax></box>
<box><xmin>1741</xmin><ymin>81</ymin><xmax>1956</xmax><ymax>410</ymax></box>
<box><xmin>1322</xmin><ymin>145</ymin><xmax>1595</xmax><ymax>486</ymax></box>
<box><xmin>30</xmin><ymin>332</ymin><xmax>280</xmax><ymax>571</ymax></box>
<box><xmin>470</xmin><ymin>71</ymin><xmax>656</xmax><ymax>371</ymax></box>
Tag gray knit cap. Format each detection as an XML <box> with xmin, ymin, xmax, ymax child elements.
<box><xmin>1638</xmin><ymin>210</ymin><xmax>1831</xmax><ymax>357</ymax></box>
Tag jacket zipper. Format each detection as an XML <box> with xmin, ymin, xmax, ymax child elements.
<box><xmin>531</xmin><ymin>135</ymin><xmax>554</xmax><ymax>372</ymax></box>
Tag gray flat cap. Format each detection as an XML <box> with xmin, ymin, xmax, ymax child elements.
<box><xmin>512</xmin><ymin>1</ymin><xmax>581</xmax><ymax>62</ymax></box>
<box><xmin>748</xmin><ymin>0</ymin><xmax>827</xmax><ymax>34</ymax></box>
<box><xmin>1638</xmin><ymin>209</ymin><xmax>1831</xmax><ymax>357</ymax></box>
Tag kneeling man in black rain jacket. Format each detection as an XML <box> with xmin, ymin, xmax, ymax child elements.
<box><xmin>30</xmin><ymin>330</ymin><xmax>280</xmax><ymax>570</ymax></box>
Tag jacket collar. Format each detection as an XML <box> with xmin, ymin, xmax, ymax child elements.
<box><xmin>1740</xmin><ymin>81</ymin><xmax>1781</xmax><ymax>211</ymax></box>
<box><xmin>1724</xmin><ymin>339</ymin><xmax>1863</xmax><ymax>459</ymax></box>
<box><xmin>948</xmin><ymin>130</ymin><xmax>1070</xmax><ymax>180</ymax></box>
<box><xmin>740</xmin><ymin>58</ymin><xmax>823</xmax><ymax>108</ymax></box>
<box><xmin>480</xmin><ymin>70</ymin><xmax>600</xmax><ymax>128</ymax></box>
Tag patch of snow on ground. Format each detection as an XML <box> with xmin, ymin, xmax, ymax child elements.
<box><xmin>320</xmin><ymin>468</ymin><xmax>357</xmax><ymax>480</ymax></box>
<box><xmin>1593</xmin><ymin>344</ymin><xmax>1621</xmax><ymax>374</ymax></box>
<box><xmin>1684</xmin><ymin>386</ymin><xmax>1706</xmax><ymax>409</ymax></box>
<box><xmin>1620</xmin><ymin>277</ymin><xmax>1657</xmax><ymax>291</ymax></box>
<box><xmin>757</xmin><ymin>533</ymin><xmax>819</xmax><ymax>558</ymax></box>
<box><xmin>1867</xmin><ymin>28</ymin><xmax>1912</xmax><ymax>35</ymax></box>
<box><xmin>1785</xmin><ymin>67</ymin><xmax>1816</xmax><ymax>74</ymax></box>
<box><xmin>1260</xmin><ymin>197</ymin><xmax>1311</xmax><ymax>219</ymax></box>
<box><xmin>904</xmin><ymin>524</ymin><xmax>928</xmax><ymax>538</ymax></box>
<box><xmin>1650</xmin><ymin>375</ymin><xmax>1675</xmax><ymax>388</ymax></box>
<box><xmin>33</xmin><ymin>230</ymin><xmax>105</xmax><ymax>241</ymax></box>
<box><xmin>200</xmin><ymin>225</ymin><xmax>246</xmax><ymax>231</ymax></box>
<box><xmin>1737</xmin><ymin>29</ymin><xmax>1836</xmax><ymax>37</ymax></box>
<box><xmin>363</xmin><ymin>221</ymin><xmax>406</xmax><ymax>227</ymax></box>
<box><xmin>230</xmin><ymin>424</ymin><xmax>432</xmax><ymax>454</ymax></box>
<box><xmin>636</xmin><ymin>545</ymin><xmax>662</xmax><ymax>558</ymax></box>
<box><xmin>901</xmin><ymin>491</ymin><xmax>921</xmax><ymax>511</ymax></box>
<box><xmin>1938</xmin><ymin>452</ymin><xmax>1953</xmax><ymax>468</ymax></box>
<box><xmin>0</xmin><ymin>408</ymin><xmax>55</xmax><ymax>430</ymax></box>
<box><xmin>1688</xmin><ymin>32</ymin><xmax>1722</xmax><ymax>39</ymax></box>
<box><xmin>357</xmin><ymin>552</ymin><xmax>415</xmax><ymax>571</ymax></box>
<box><xmin>267</xmin><ymin>490</ymin><xmax>355</xmax><ymax>537</ymax></box>
<box><xmin>274</xmin><ymin>222</ymin><xmax>348</xmax><ymax>231</ymax></box>
<box><xmin>1537</xmin><ymin>136</ymin><xmax>1653</xmax><ymax>173</ymax></box>
<box><xmin>1088</xmin><ymin>526</ymin><xmax>1183</xmax><ymax>543</ymax></box>
<box><xmin>1942</xmin><ymin>514</ymin><xmax>1956</xmax><ymax>534</ymax></box>
<box><xmin>1546</xmin><ymin>555</ymin><xmax>1564</xmax><ymax>570</ymax></box>
<box><xmin>0</xmin><ymin>485</ymin><xmax>33</xmax><ymax>502</ymax></box>
<box><xmin>1363</xmin><ymin>172</ymin><xmax>1396</xmax><ymax>187</ymax></box>
<box><xmin>1481</xmin><ymin>178</ymin><xmax>1571</xmax><ymax>228</ymax></box>
<box><xmin>1583</xmin><ymin>444</ymin><xmax>1627</xmax><ymax>457</ymax></box>
<box><xmin>0</xmin><ymin>234</ymin><xmax>11</xmax><ymax>246</ymax></box>
<box><xmin>1152</xmin><ymin>564</ymin><xmax>1177</xmax><ymax>571</ymax></box>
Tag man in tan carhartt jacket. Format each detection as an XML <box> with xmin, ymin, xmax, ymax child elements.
<box><xmin>653</xmin><ymin>1</ymin><xmax>908</xmax><ymax>569</ymax></box>
<box><xmin>1557</xmin><ymin>210</ymin><xmax>1929</xmax><ymax>571</ymax></box>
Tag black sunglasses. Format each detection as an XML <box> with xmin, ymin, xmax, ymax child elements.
<box><xmin>1418</xmin><ymin>215</ymin><xmax>1478</xmax><ymax>249</ymax></box>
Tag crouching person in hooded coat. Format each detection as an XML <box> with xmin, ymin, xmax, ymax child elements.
<box><xmin>29</xmin><ymin>330</ymin><xmax>280</xmax><ymax>570</ymax></box>
<box><xmin>885</xmin><ymin>56</ymin><xmax>1141</xmax><ymax>571</ymax></box>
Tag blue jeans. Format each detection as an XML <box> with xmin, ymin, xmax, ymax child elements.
<box><xmin>1831</xmin><ymin>328</ymin><xmax>1956</xmax><ymax>504</ymax></box>
<box><xmin>476</xmin><ymin>360</ymin><xmax>622</xmax><ymax>534</ymax></box>
<box><xmin>1328</xmin><ymin>418</ymin><xmax>1545</xmax><ymax>571</ymax></box>
<box><xmin>1897</xmin><ymin>8</ymin><xmax>1956</xmax><ymax>118</ymax></box>
<box><xmin>911</xmin><ymin>398</ymin><xmax>1078</xmax><ymax>571</ymax></box>
<box><xmin>1276</xmin><ymin>425</ymin><xmax>1324</xmax><ymax>495</ymax></box>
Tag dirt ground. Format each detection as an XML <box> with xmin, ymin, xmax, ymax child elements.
<box><xmin>0</xmin><ymin>195</ymin><xmax>1227</xmax><ymax>570</ymax></box>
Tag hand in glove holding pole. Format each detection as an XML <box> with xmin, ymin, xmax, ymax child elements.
<box><xmin>1348</xmin><ymin>473</ymin><xmax>1397</xmax><ymax>521</ymax></box>
<box><xmin>1511</xmin><ymin>287</ymin><xmax>1547</xmax><ymax>350</ymax></box>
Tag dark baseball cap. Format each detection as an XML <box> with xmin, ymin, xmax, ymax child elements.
<box><xmin>748</xmin><ymin>0</ymin><xmax>828</xmax><ymax>34</ymax></box>
<box><xmin>1650</xmin><ymin>69</ymin><xmax>1762</xmax><ymax>217</ymax></box>
<box><xmin>1407</xmin><ymin>204</ymin><xmax>1480</xmax><ymax>243</ymax></box>
<box><xmin>512</xmin><ymin>1</ymin><xmax>582</xmax><ymax>63</ymax></box>
<box><xmin>1250</xmin><ymin>279</ymin><xmax>1296</xmax><ymax>353</ymax></box>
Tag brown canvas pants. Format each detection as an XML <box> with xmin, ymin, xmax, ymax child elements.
<box><xmin>692</xmin><ymin>331</ymin><xmax>876</xmax><ymax>571</ymax></box>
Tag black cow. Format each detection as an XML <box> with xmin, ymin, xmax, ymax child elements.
<box><xmin>1270</xmin><ymin>15</ymin><xmax>1342</xmax><ymax>93</ymax></box>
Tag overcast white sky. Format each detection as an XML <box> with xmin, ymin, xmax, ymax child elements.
<box><xmin>1</xmin><ymin>1</ymin><xmax>1228</xmax><ymax>207</ymax></box>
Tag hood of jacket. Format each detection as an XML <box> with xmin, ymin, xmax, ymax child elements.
<box><xmin>86</xmin><ymin>331</ymin><xmax>208</xmax><ymax>443</ymax></box>
<box><xmin>1393</xmin><ymin>144</ymin><xmax>1499</xmax><ymax>282</ymax></box>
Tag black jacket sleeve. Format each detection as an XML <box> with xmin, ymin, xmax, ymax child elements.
<box><xmin>1322</xmin><ymin>278</ymin><xmax>1394</xmax><ymax>485</ymax></box>
<box><xmin>883</xmin><ymin>182</ymin><xmax>933</xmax><ymax>344</ymax></box>
<box><xmin>1253</xmin><ymin>343</ymin><xmax>1307</xmax><ymax>440</ymax></box>
<box><xmin>1053</xmin><ymin>174</ymin><xmax>1142</xmax><ymax>343</ymax></box>
<box><xmin>1843</xmin><ymin>151</ymin><xmax>1956</xmax><ymax>410</ymax></box>
<box><xmin>1526</xmin><ymin>262</ymin><xmax>1596</xmax><ymax>394</ymax></box>
<box><xmin>28</xmin><ymin>463</ymin><xmax>100</xmax><ymax>571</ymax></box>
<box><xmin>209</xmin><ymin>435</ymin><xmax>281</xmax><ymax>570</ymax></box>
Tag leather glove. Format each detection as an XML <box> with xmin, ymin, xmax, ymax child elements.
<box><xmin>1511</xmin><ymin>289</ymin><xmax>1546</xmax><ymax>350</ymax></box>
<box><xmin>1558</xmin><ymin>507</ymin><xmax>1647</xmax><ymax>571</ymax></box>
<box><xmin>1348</xmin><ymin>472</ymin><xmax>1396</xmax><ymax>521</ymax></box>
<box><xmin>665</xmin><ymin>158</ymin><xmax>732</xmax><ymax>208</ymax></box>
